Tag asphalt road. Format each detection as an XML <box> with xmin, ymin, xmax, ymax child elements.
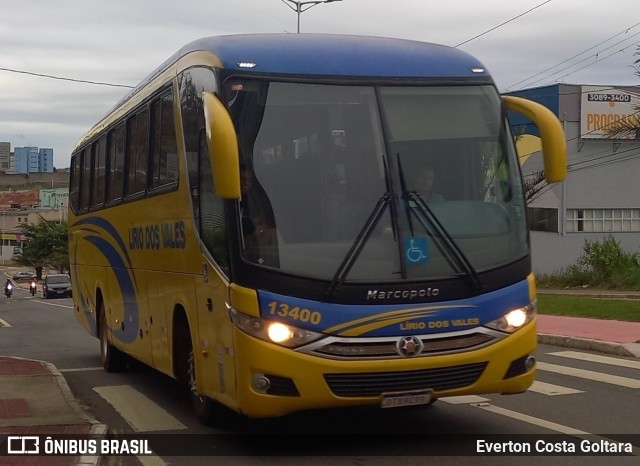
<box><xmin>1</xmin><ymin>287</ymin><xmax>639</xmax><ymax>465</ymax></box>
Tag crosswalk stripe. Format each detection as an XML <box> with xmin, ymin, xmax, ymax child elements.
<box><xmin>474</xmin><ymin>403</ymin><xmax>640</xmax><ymax>456</ymax></box>
<box><xmin>528</xmin><ymin>380</ymin><xmax>584</xmax><ymax>396</ymax></box>
<box><xmin>441</xmin><ymin>395</ymin><xmax>489</xmax><ymax>404</ymax></box>
<box><xmin>94</xmin><ymin>385</ymin><xmax>187</xmax><ymax>432</ymax></box>
<box><xmin>537</xmin><ymin>362</ymin><xmax>640</xmax><ymax>388</ymax></box>
<box><xmin>548</xmin><ymin>350</ymin><xmax>640</xmax><ymax>370</ymax></box>
<box><xmin>59</xmin><ymin>367</ymin><xmax>104</xmax><ymax>373</ymax></box>
<box><xmin>0</xmin><ymin>318</ymin><xmax>11</xmax><ymax>328</ymax></box>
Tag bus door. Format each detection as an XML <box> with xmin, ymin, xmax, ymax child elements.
<box><xmin>191</xmin><ymin>130</ymin><xmax>237</xmax><ymax>403</ymax></box>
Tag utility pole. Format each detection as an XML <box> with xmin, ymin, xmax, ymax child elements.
<box><xmin>280</xmin><ymin>0</ymin><xmax>343</xmax><ymax>33</ymax></box>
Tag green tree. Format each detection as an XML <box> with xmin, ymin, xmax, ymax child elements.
<box><xmin>523</xmin><ymin>170</ymin><xmax>545</xmax><ymax>202</ymax></box>
<box><xmin>13</xmin><ymin>218</ymin><xmax>69</xmax><ymax>278</ymax></box>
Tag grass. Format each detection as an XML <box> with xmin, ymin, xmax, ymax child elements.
<box><xmin>537</xmin><ymin>294</ymin><xmax>640</xmax><ymax>322</ymax></box>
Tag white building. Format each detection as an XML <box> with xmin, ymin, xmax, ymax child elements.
<box><xmin>508</xmin><ymin>84</ymin><xmax>640</xmax><ymax>274</ymax></box>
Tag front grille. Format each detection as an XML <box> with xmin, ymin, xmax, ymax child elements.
<box><xmin>324</xmin><ymin>362</ymin><xmax>487</xmax><ymax>397</ymax></box>
<box><xmin>314</xmin><ymin>333</ymin><xmax>494</xmax><ymax>359</ymax></box>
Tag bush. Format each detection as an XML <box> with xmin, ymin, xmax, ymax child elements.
<box><xmin>578</xmin><ymin>235</ymin><xmax>640</xmax><ymax>286</ymax></box>
<box><xmin>537</xmin><ymin>235</ymin><xmax>640</xmax><ymax>290</ymax></box>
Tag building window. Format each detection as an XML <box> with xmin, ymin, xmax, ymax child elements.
<box><xmin>566</xmin><ymin>208</ymin><xmax>640</xmax><ymax>232</ymax></box>
<box><xmin>526</xmin><ymin>207</ymin><xmax>558</xmax><ymax>232</ymax></box>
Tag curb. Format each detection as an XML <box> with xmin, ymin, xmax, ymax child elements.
<box><xmin>77</xmin><ymin>423</ymin><xmax>108</xmax><ymax>466</ymax></box>
<box><xmin>537</xmin><ymin>290</ymin><xmax>640</xmax><ymax>299</ymax></box>
<box><xmin>11</xmin><ymin>357</ymin><xmax>108</xmax><ymax>466</ymax></box>
<box><xmin>48</xmin><ymin>360</ymin><xmax>108</xmax><ymax>466</ymax></box>
<box><xmin>538</xmin><ymin>334</ymin><xmax>640</xmax><ymax>358</ymax></box>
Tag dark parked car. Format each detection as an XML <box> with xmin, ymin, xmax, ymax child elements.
<box><xmin>43</xmin><ymin>274</ymin><xmax>72</xmax><ymax>299</ymax></box>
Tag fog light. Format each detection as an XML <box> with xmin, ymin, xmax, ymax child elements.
<box><xmin>252</xmin><ymin>373</ymin><xmax>271</xmax><ymax>392</ymax></box>
<box><xmin>525</xmin><ymin>356</ymin><xmax>536</xmax><ymax>371</ymax></box>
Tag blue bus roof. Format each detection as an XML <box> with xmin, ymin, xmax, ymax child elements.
<box><xmin>180</xmin><ymin>34</ymin><xmax>491</xmax><ymax>79</ymax></box>
<box><xmin>111</xmin><ymin>34</ymin><xmax>494</xmax><ymax>116</ymax></box>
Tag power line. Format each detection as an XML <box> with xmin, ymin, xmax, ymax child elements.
<box><xmin>528</xmin><ymin>143</ymin><xmax>640</xmax><ymax>202</ymax></box>
<box><xmin>0</xmin><ymin>67</ymin><xmax>134</xmax><ymax>89</ymax></box>
<box><xmin>538</xmin><ymin>40</ymin><xmax>640</xmax><ymax>87</ymax></box>
<box><xmin>454</xmin><ymin>0</ymin><xmax>552</xmax><ymax>48</ymax></box>
<box><xmin>503</xmin><ymin>23</ymin><xmax>640</xmax><ymax>91</ymax></box>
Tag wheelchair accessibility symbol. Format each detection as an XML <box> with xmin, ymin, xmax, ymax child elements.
<box><xmin>404</xmin><ymin>237</ymin><xmax>429</xmax><ymax>264</ymax></box>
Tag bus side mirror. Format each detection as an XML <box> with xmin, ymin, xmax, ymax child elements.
<box><xmin>202</xmin><ymin>92</ymin><xmax>241</xmax><ymax>199</ymax></box>
<box><xmin>502</xmin><ymin>95</ymin><xmax>567</xmax><ymax>184</ymax></box>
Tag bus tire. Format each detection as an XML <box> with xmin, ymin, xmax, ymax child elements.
<box><xmin>188</xmin><ymin>349</ymin><xmax>218</xmax><ymax>426</ymax></box>
<box><xmin>99</xmin><ymin>303</ymin><xmax>127</xmax><ymax>372</ymax></box>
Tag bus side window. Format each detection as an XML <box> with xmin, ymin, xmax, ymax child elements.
<box><xmin>178</xmin><ymin>67</ymin><xmax>228</xmax><ymax>273</ymax></box>
<box><xmin>107</xmin><ymin>124</ymin><xmax>125</xmax><ymax>203</ymax></box>
<box><xmin>199</xmin><ymin>131</ymin><xmax>228</xmax><ymax>270</ymax></box>
<box><xmin>79</xmin><ymin>148</ymin><xmax>91</xmax><ymax>211</ymax></box>
<box><xmin>91</xmin><ymin>137</ymin><xmax>106</xmax><ymax>208</ymax></box>
<box><xmin>150</xmin><ymin>92</ymin><xmax>179</xmax><ymax>190</ymax></box>
<box><xmin>69</xmin><ymin>154</ymin><xmax>81</xmax><ymax>212</ymax></box>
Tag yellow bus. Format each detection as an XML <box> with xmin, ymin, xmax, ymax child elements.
<box><xmin>69</xmin><ymin>34</ymin><xmax>566</xmax><ymax>423</ymax></box>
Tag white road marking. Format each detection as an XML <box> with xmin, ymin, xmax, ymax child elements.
<box><xmin>35</xmin><ymin>301</ymin><xmax>73</xmax><ymax>309</ymax></box>
<box><xmin>0</xmin><ymin>317</ymin><xmax>12</xmax><ymax>328</ymax></box>
<box><xmin>474</xmin><ymin>402</ymin><xmax>587</xmax><ymax>434</ymax></box>
<box><xmin>94</xmin><ymin>385</ymin><xmax>187</xmax><ymax>432</ymax></box>
<box><xmin>537</xmin><ymin>361</ymin><xmax>640</xmax><ymax>389</ymax></box>
<box><xmin>474</xmin><ymin>403</ymin><xmax>640</xmax><ymax>456</ymax></box>
<box><xmin>59</xmin><ymin>367</ymin><xmax>104</xmax><ymax>373</ymax></box>
<box><xmin>138</xmin><ymin>454</ymin><xmax>168</xmax><ymax>466</ymax></box>
<box><xmin>441</xmin><ymin>395</ymin><xmax>489</xmax><ymax>404</ymax></box>
<box><xmin>528</xmin><ymin>380</ymin><xmax>584</xmax><ymax>396</ymax></box>
<box><xmin>548</xmin><ymin>350</ymin><xmax>640</xmax><ymax>370</ymax></box>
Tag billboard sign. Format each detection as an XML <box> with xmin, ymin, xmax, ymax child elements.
<box><xmin>580</xmin><ymin>86</ymin><xmax>640</xmax><ymax>140</ymax></box>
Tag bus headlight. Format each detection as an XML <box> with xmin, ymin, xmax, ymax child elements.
<box><xmin>230</xmin><ymin>308</ymin><xmax>323</xmax><ymax>348</ymax></box>
<box><xmin>485</xmin><ymin>302</ymin><xmax>536</xmax><ymax>333</ymax></box>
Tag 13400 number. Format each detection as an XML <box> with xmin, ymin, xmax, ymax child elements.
<box><xmin>268</xmin><ymin>301</ymin><xmax>322</xmax><ymax>325</ymax></box>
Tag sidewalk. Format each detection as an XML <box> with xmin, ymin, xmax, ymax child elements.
<box><xmin>0</xmin><ymin>357</ymin><xmax>106</xmax><ymax>466</ymax></box>
<box><xmin>537</xmin><ymin>288</ymin><xmax>640</xmax><ymax>358</ymax></box>
<box><xmin>1</xmin><ymin>297</ymin><xmax>639</xmax><ymax>465</ymax></box>
<box><xmin>537</xmin><ymin>314</ymin><xmax>640</xmax><ymax>358</ymax></box>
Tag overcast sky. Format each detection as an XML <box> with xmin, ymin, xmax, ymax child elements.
<box><xmin>1</xmin><ymin>0</ymin><xmax>639</xmax><ymax>168</ymax></box>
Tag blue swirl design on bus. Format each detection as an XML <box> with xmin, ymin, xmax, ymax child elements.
<box><xmin>74</xmin><ymin>217</ymin><xmax>134</xmax><ymax>269</ymax></box>
<box><xmin>258</xmin><ymin>280</ymin><xmax>530</xmax><ymax>337</ymax></box>
<box><xmin>71</xmin><ymin>217</ymin><xmax>139</xmax><ymax>344</ymax></box>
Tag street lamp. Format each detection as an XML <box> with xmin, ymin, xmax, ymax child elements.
<box><xmin>280</xmin><ymin>0</ymin><xmax>342</xmax><ymax>33</ymax></box>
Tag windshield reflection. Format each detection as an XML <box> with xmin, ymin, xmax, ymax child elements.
<box><xmin>224</xmin><ymin>80</ymin><xmax>528</xmax><ymax>283</ymax></box>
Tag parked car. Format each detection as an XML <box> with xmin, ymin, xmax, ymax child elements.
<box><xmin>12</xmin><ymin>271</ymin><xmax>36</xmax><ymax>280</ymax></box>
<box><xmin>43</xmin><ymin>274</ymin><xmax>72</xmax><ymax>299</ymax></box>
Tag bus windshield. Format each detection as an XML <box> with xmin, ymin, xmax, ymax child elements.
<box><xmin>224</xmin><ymin>80</ymin><xmax>528</xmax><ymax>283</ymax></box>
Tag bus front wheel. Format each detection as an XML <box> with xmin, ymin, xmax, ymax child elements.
<box><xmin>99</xmin><ymin>304</ymin><xmax>127</xmax><ymax>372</ymax></box>
<box><xmin>188</xmin><ymin>350</ymin><xmax>218</xmax><ymax>426</ymax></box>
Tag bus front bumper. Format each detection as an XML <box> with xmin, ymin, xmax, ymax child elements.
<box><xmin>230</xmin><ymin>319</ymin><xmax>537</xmax><ymax>418</ymax></box>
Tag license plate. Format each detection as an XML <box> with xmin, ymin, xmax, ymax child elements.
<box><xmin>381</xmin><ymin>390</ymin><xmax>432</xmax><ymax>408</ymax></box>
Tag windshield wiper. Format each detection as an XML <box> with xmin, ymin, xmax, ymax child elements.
<box><xmin>325</xmin><ymin>193</ymin><xmax>392</xmax><ymax>297</ymax></box>
<box><xmin>396</xmin><ymin>156</ymin><xmax>482</xmax><ymax>291</ymax></box>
